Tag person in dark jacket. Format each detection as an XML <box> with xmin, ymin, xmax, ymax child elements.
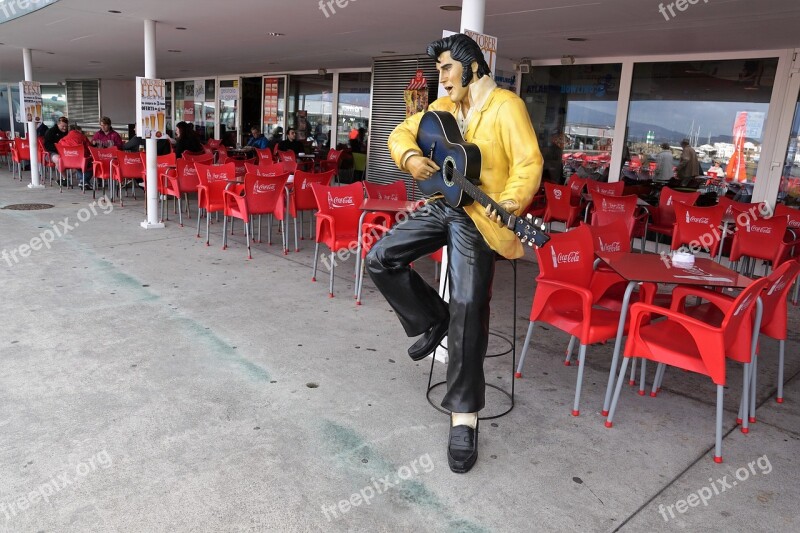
<box><xmin>174</xmin><ymin>121</ymin><xmax>204</xmax><ymax>158</ymax></box>
<box><xmin>44</xmin><ymin>116</ymin><xmax>69</xmax><ymax>158</ymax></box>
<box><xmin>277</xmin><ymin>127</ymin><xmax>305</xmax><ymax>155</ymax></box>
<box><xmin>123</xmin><ymin>136</ymin><xmax>172</xmax><ymax>156</ymax></box>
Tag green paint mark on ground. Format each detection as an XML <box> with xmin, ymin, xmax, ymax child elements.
<box><xmin>320</xmin><ymin>420</ymin><xmax>488</xmax><ymax>532</ymax></box>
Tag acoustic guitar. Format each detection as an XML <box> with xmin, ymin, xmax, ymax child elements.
<box><xmin>416</xmin><ymin>110</ymin><xmax>550</xmax><ymax>248</ymax></box>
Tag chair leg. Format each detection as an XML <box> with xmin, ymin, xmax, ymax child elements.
<box><xmin>245</xmin><ymin>221</ymin><xmax>252</xmax><ymax>259</ymax></box>
<box><xmin>714</xmin><ymin>385</ymin><xmax>724</xmax><ymax>463</ymax></box>
<box><xmin>638</xmin><ymin>359</ymin><xmax>648</xmax><ymax>395</ymax></box>
<box><xmin>777</xmin><ymin>339</ymin><xmax>786</xmax><ymax>403</ymax></box>
<box><xmin>749</xmin><ymin>354</ymin><xmax>758</xmax><ymax>423</ymax></box>
<box><xmin>222</xmin><ymin>215</ymin><xmax>229</xmax><ymax>250</ymax></box>
<box><xmin>514</xmin><ymin>321</ymin><xmax>536</xmax><ymax>378</ymax></box>
<box><xmin>267</xmin><ymin>215</ymin><xmax>273</xmax><ymax>245</ymax></box>
<box><xmin>293</xmin><ymin>213</ymin><xmax>299</xmax><ymax>252</ymax></box>
<box><xmin>206</xmin><ymin>210</ymin><xmax>211</xmax><ymax>246</ymax></box>
<box><xmin>564</xmin><ymin>335</ymin><xmax>576</xmax><ymax>366</ymax></box>
<box><xmin>605</xmin><ymin>356</ymin><xmax>631</xmax><ymax>428</ymax></box>
<box><xmin>572</xmin><ymin>344</ymin><xmax>588</xmax><ymax>416</ymax></box>
<box><xmin>356</xmin><ymin>260</ymin><xmax>365</xmax><ymax>305</ymax></box>
<box><xmin>281</xmin><ymin>220</ymin><xmax>288</xmax><ymax>255</ymax></box>
<box><xmin>312</xmin><ymin>243</ymin><xmax>320</xmax><ymax>281</ymax></box>
<box><xmin>196</xmin><ymin>207</ymin><xmax>203</xmax><ymax>237</ymax></box>
<box><xmin>177</xmin><ymin>197</ymin><xmax>184</xmax><ymax>227</ymax></box>
<box><xmin>738</xmin><ymin>362</ymin><xmax>751</xmax><ymax>433</ymax></box>
<box><xmin>628</xmin><ymin>358</ymin><xmax>637</xmax><ymax>386</ymax></box>
<box><xmin>328</xmin><ymin>251</ymin><xmax>335</xmax><ymax>297</ymax></box>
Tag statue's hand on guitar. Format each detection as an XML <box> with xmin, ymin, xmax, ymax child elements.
<box><xmin>406</xmin><ymin>154</ymin><xmax>440</xmax><ymax>182</ymax></box>
<box><xmin>485</xmin><ymin>200</ymin><xmax>519</xmax><ymax>229</ymax></box>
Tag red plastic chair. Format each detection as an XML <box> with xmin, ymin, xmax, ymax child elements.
<box><xmin>589</xmin><ymin>192</ymin><xmax>649</xmax><ymax>249</ymax></box>
<box><xmin>671</xmin><ymin>203</ymin><xmax>725</xmax><ymax>259</ymax></box>
<box><xmin>255</xmin><ymin>147</ymin><xmax>274</xmax><ymax>165</ymax></box>
<box><xmin>0</xmin><ymin>136</ymin><xmax>11</xmax><ymax>171</ymax></box>
<box><xmin>729</xmin><ymin>214</ymin><xmax>789</xmax><ymax>276</ymax></box>
<box><xmin>11</xmin><ymin>139</ymin><xmax>31</xmax><ymax>181</ymax></box>
<box><xmin>195</xmin><ymin>162</ymin><xmax>236</xmax><ymax>245</ymax></box>
<box><xmin>362</xmin><ymin>180</ymin><xmax>409</xmax><ymax>226</ymax></box>
<box><xmin>37</xmin><ymin>137</ymin><xmax>55</xmax><ymax>185</ymax></box>
<box><xmin>647</xmin><ymin>187</ymin><xmax>700</xmax><ymax>252</ymax></box>
<box><xmin>288</xmin><ymin>170</ymin><xmax>336</xmax><ymax>251</ymax></box>
<box><xmin>310</xmin><ymin>181</ymin><xmax>365</xmax><ymax>297</ymax></box>
<box><xmin>565</xmin><ymin>174</ymin><xmax>587</xmax><ymax>203</ymax></box>
<box><xmin>110</xmin><ymin>152</ymin><xmax>145</xmax><ymax>206</ymax></box>
<box><xmin>586</xmin><ymin>180</ymin><xmax>624</xmax><ymax>197</ymax></box>
<box><xmin>140</xmin><ymin>152</ymin><xmax>176</xmax><ymax>191</ymax></box>
<box><xmin>515</xmin><ymin>225</ymin><xmax>641</xmax><ymax>416</ymax></box>
<box><xmin>56</xmin><ymin>143</ymin><xmax>89</xmax><ymax>193</ymax></box>
<box><xmin>88</xmin><ymin>146</ymin><xmax>118</xmax><ymax>198</ymax></box>
<box><xmin>605</xmin><ymin>276</ymin><xmax>769</xmax><ymax>463</ymax></box>
<box><xmin>163</xmin><ymin>155</ymin><xmax>213</xmax><ymax>226</ymax></box>
<box><xmin>222</xmin><ymin>171</ymin><xmax>291</xmax><ymax>258</ymax></box>
<box><xmin>319</xmin><ymin>148</ymin><xmax>343</xmax><ymax>180</ymax></box>
<box><xmin>244</xmin><ymin>161</ymin><xmax>286</xmax><ymax>177</ymax></box>
<box><xmin>543</xmin><ymin>182</ymin><xmax>582</xmax><ymax>231</ymax></box>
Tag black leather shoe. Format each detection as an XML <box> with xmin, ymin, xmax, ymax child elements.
<box><xmin>407</xmin><ymin>317</ymin><xmax>448</xmax><ymax>361</ymax></box>
<box><xmin>448</xmin><ymin>419</ymin><xmax>478</xmax><ymax>473</ymax></box>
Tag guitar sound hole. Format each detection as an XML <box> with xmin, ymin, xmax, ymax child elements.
<box><xmin>443</xmin><ymin>157</ymin><xmax>456</xmax><ymax>187</ymax></box>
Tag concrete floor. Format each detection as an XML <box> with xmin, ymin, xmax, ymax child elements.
<box><xmin>0</xmin><ymin>169</ymin><xmax>798</xmax><ymax>532</ymax></box>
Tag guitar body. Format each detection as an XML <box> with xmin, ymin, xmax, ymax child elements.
<box><xmin>417</xmin><ymin>111</ymin><xmax>481</xmax><ymax>207</ymax></box>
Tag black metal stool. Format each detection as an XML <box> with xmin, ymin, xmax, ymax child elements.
<box><xmin>425</xmin><ymin>256</ymin><xmax>517</xmax><ymax>420</ymax></box>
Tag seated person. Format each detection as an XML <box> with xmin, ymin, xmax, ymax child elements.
<box><xmin>92</xmin><ymin>116</ymin><xmax>124</xmax><ymax>149</ymax></box>
<box><xmin>36</xmin><ymin>121</ymin><xmax>48</xmax><ymax>138</ymax></box>
<box><xmin>44</xmin><ymin>116</ymin><xmax>69</xmax><ymax>162</ymax></box>
<box><xmin>266</xmin><ymin>126</ymin><xmax>283</xmax><ymax>152</ymax></box>
<box><xmin>245</xmin><ymin>126</ymin><xmax>268</xmax><ymax>150</ymax></box>
<box><xmin>277</xmin><ymin>127</ymin><xmax>305</xmax><ymax>156</ymax></box>
<box><xmin>58</xmin><ymin>124</ymin><xmax>93</xmax><ymax>188</ymax></box>
<box><xmin>174</xmin><ymin>121</ymin><xmax>204</xmax><ymax>158</ymax></box>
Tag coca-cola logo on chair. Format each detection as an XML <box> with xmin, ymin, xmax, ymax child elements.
<box><xmin>327</xmin><ymin>192</ymin><xmax>354</xmax><ymax>209</ymax></box>
<box><xmin>553</xmin><ymin>189</ymin><xmax>563</xmax><ymax>200</ymax></box>
<box><xmin>64</xmin><ymin>149</ymin><xmax>80</xmax><ymax>157</ymax></box>
<box><xmin>253</xmin><ymin>181</ymin><xmax>277</xmax><ymax>194</ymax></box>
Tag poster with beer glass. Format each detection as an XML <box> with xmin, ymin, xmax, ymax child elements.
<box><xmin>136</xmin><ymin>77</ymin><xmax>166</xmax><ymax>139</ymax></box>
<box><xmin>19</xmin><ymin>80</ymin><xmax>42</xmax><ymax>124</ymax></box>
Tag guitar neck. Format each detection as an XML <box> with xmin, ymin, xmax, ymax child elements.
<box><xmin>450</xmin><ymin>168</ymin><xmax>516</xmax><ymax>228</ymax></box>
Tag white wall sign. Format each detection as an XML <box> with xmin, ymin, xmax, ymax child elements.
<box><xmin>18</xmin><ymin>80</ymin><xmax>42</xmax><ymax>123</ymax></box>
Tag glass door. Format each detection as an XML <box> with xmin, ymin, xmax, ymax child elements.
<box><xmin>218</xmin><ymin>77</ymin><xmax>240</xmax><ymax>147</ymax></box>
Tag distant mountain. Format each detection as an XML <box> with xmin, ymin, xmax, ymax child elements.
<box><xmin>566</xmin><ymin>104</ymin><xmax>734</xmax><ymax>145</ymax></box>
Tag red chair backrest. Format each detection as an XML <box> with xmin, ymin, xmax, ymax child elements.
<box><xmin>310</xmin><ymin>181</ymin><xmax>364</xmax><ymax>237</ymax></box>
<box><xmin>544</xmin><ymin>182</ymin><xmax>577</xmax><ymax>221</ymax></box>
<box><xmin>363</xmin><ymin>180</ymin><xmax>408</xmax><ymax>201</ymax></box>
<box><xmin>566</xmin><ymin>174</ymin><xmax>587</xmax><ymax>201</ymax></box>
<box><xmin>585</xmin><ymin>219</ymin><xmax>632</xmax><ymax>254</ymax></box>
<box><xmin>759</xmin><ymin>259</ymin><xmax>800</xmax><ymax>339</ymax></box>
<box><xmin>244</xmin><ymin>162</ymin><xmax>285</xmax><ymax>177</ymax></box>
<box><xmin>241</xmin><ymin>172</ymin><xmax>291</xmax><ymax>216</ymax></box>
<box><xmin>195</xmin><ymin>162</ymin><xmax>236</xmax><ymax>186</ymax></box>
<box><xmin>772</xmin><ymin>204</ymin><xmax>800</xmax><ymax>230</ymax></box>
<box><xmin>220</xmin><ymin>156</ymin><xmax>254</xmax><ymax>178</ymax></box>
<box><xmin>657</xmin><ymin>186</ymin><xmax>700</xmax><ymax>226</ymax></box>
<box><xmin>255</xmin><ymin>148</ymin><xmax>274</xmax><ymax>164</ymax></box>
<box><xmin>535</xmin><ymin>223</ymin><xmax>594</xmax><ymax>288</ymax></box>
<box><xmin>672</xmin><ymin>203</ymin><xmax>724</xmax><ymax>255</ymax></box>
<box><xmin>718</xmin><ymin>277</ymin><xmax>770</xmax><ymax>367</ymax></box>
<box><xmin>173</xmin><ymin>158</ymin><xmax>204</xmax><ymax>193</ymax></box>
<box><xmin>292</xmin><ymin>170</ymin><xmax>336</xmax><ymax>211</ymax></box>
<box><xmin>114</xmin><ymin>151</ymin><xmax>145</xmax><ymax>178</ymax></box>
<box><xmin>730</xmin><ymin>214</ymin><xmax>788</xmax><ymax>263</ymax></box>
<box><xmin>277</xmin><ymin>150</ymin><xmax>296</xmax><ymax>162</ymax></box>
<box><xmin>326</xmin><ymin>149</ymin><xmax>342</xmax><ymax>162</ymax></box>
<box><xmin>14</xmin><ymin>139</ymin><xmax>31</xmax><ymax>160</ymax></box>
<box><xmin>206</xmin><ymin>139</ymin><xmax>222</xmax><ymax>150</ymax></box>
<box><xmin>591</xmin><ymin>192</ymin><xmax>638</xmax><ymax>234</ymax></box>
<box><xmin>140</xmin><ymin>152</ymin><xmax>177</xmax><ymax>174</ymax></box>
<box><xmin>88</xmin><ymin>146</ymin><xmax>118</xmax><ymax>178</ymax></box>
<box><xmin>56</xmin><ymin>143</ymin><xmax>87</xmax><ymax>171</ymax></box>
<box><xmin>587</xmin><ymin>180</ymin><xmax>624</xmax><ymax>196</ymax></box>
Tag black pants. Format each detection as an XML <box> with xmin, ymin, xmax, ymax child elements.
<box><xmin>366</xmin><ymin>200</ymin><xmax>496</xmax><ymax>413</ymax></box>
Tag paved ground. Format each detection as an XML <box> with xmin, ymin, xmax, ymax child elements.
<box><xmin>0</xmin><ymin>169</ymin><xmax>798</xmax><ymax>532</ymax></box>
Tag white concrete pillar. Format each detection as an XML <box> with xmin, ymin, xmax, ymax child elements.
<box><xmin>23</xmin><ymin>48</ymin><xmax>43</xmax><ymax>189</ymax></box>
<box><xmin>141</xmin><ymin>19</ymin><xmax>164</xmax><ymax>229</ymax></box>
<box><xmin>460</xmin><ymin>0</ymin><xmax>485</xmax><ymax>33</ymax></box>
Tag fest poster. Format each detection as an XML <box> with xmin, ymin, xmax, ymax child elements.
<box><xmin>135</xmin><ymin>77</ymin><xmax>166</xmax><ymax>139</ymax></box>
<box><xmin>19</xmin><ymin>81</ymin><xmax>42</xmax><ymax>123</ymax></box>
<box><xmin>404</xmin><ymin>70</ymin><xmax>428</xmax><ymax>118</ymax></box>
<box><xmin>263</xmin><ymin>77</ymin><xmax>280</xmax><ymax>125</ymax></box>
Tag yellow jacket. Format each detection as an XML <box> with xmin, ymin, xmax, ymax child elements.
<box><xmin>388</xmin><ymin>88</ymin><xmax>543</xmax><ymax>259</ymax></box>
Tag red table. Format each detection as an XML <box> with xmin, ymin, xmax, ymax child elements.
<box><xmin>595</xmin><ymin>252</ymin><xmax>754</xmax><ymax>416</ymax></box>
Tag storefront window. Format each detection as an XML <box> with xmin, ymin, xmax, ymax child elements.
<box><xmin>777</xmin><ymin>97</ymin><xmax>800</xmax><ymax>206</ymax></box>
<box><xmin>521</xmin><ymin>64</ymin><xmax>622</xmax><ymax>183</ymax></box>
<box><xmin>173</xmin><ymin>79</ymin><xmax>214</xmax><ymax>141</ymax></box>
<box><xmin>40</xmin><ymin>85</ymin><xmax>67</xmax><ymax>129</ymax></box>
<box><xmin>218</xmin><ymin>79</ymin><xmax>237</xmax><ymax>146</ymax></box>
<box><xmin>337</xmin><ymin>72</ymin><xmax>371</xmax><ymax>150</ymax></box>
<box><xmin>165</xmin><ymin>82</ymin><xmax>173</xmax><ymax>135</ymax></box>
<box><xmin>288</xmin><ymin>73</ymin><xmax>334</xmax><ymax>151</ymax></box>
<box><xmin>625</xmin><ymin>58</ymin><xmax>778</xmax><ymax>187</ymax></box>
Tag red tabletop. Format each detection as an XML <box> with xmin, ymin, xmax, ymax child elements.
<box><xmin>596</xmin><ymin>252</ymin><xmax>753</xmax><ymax>288</ymax></box>
<box><xmin>359</xmin><ymin>198</ymin><xmax>424</xmax><ymax>213</ymax></box>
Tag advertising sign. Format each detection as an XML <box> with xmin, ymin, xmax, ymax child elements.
<box><xmin>136</xmin><ymin>77</ymin><xmax>166</xmax><ymax>139</ymax></box>
<box><xmin>18</xmin><ymin>81</ymin><xmax>42</xmax><ymax>123</ymax></box>
<box><xmin>263</xmin><ymin>77</ymin><xmax>280</xmax><ymax>125</ymax></box>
